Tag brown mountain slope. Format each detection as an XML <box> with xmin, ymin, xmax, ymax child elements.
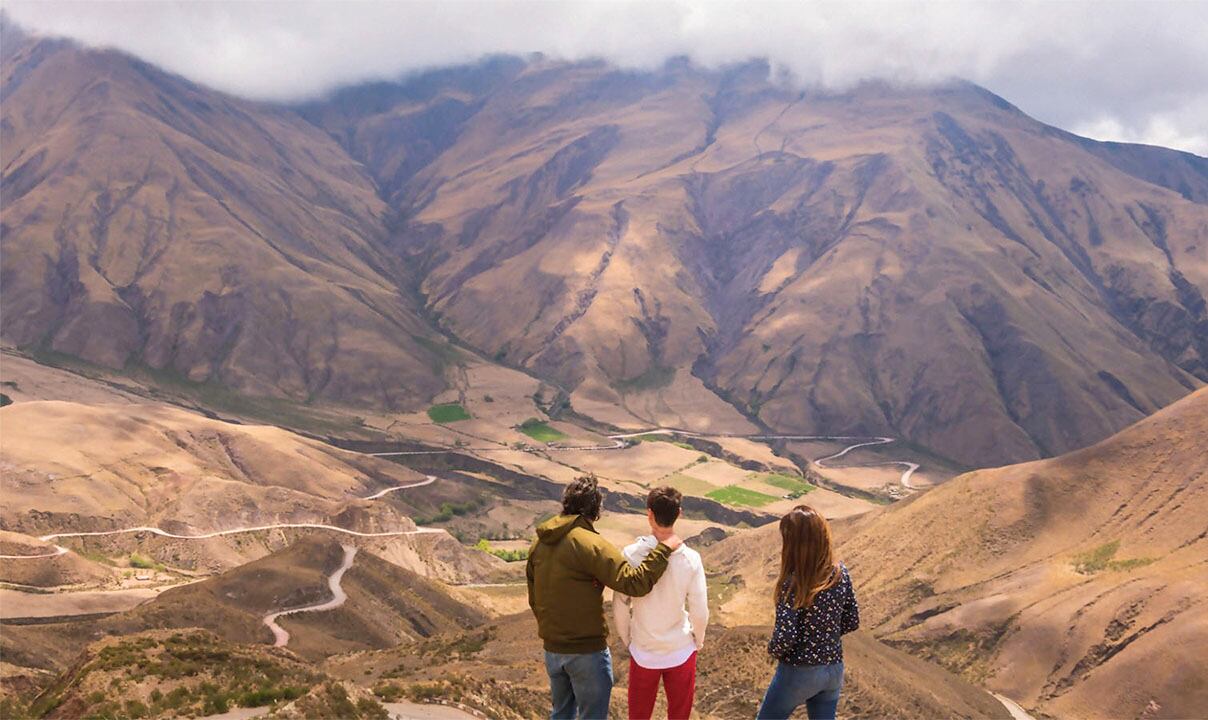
<box><xmin>0</xmin><ymin>35</ymin><xmax>448</xmax><ymax>408</ymax></box>
<box><xmin>0</xmin><ymin>400</ymin><xmax>429</xmax><ymax>537</ymax></box>
<box><xmin>707</xmin><ymin>388</ymin><xmax>1208</xmax><ymax>719</ymax></box>
<box><xmin>308</xmin><ymin>59</ymin><xmax>1207</xmax><ymax>465</ymax></box>
<box><xmin>0</xmin><ymin>538</ymin><xmax>489</xmax><ymax>676</ymax></box>
<box><xmin>104</xmin><ymin>538</ymin><xmax>489</xmax><ymax>660</ymax></box>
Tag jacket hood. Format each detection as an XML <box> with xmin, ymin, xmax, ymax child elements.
<box><xmin>536</xmin><ymin>513</ymin><xmax>593</xmax><ymax>545</ymax></box>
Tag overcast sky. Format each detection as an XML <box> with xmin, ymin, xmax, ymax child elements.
<box><xmin>6</xmin><ymin>0</ymin><xmax>1207</xmax><ymax>156</ymax></box>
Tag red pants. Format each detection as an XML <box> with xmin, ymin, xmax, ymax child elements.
<box><xmin>627</xmin><ymin>652</ymin><xmax>697</xmax><ymax>720</ymax></box>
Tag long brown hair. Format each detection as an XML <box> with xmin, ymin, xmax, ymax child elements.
<box><xmin>774</xmin><ymin>505</ymin><xmax>840</xmax><ymax>610</ymax></box>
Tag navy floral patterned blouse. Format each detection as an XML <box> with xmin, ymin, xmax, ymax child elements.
<box><xmin>767</xmin><ymin>563</ymin><xmax>860</xmax><ymax>665</ymax></box>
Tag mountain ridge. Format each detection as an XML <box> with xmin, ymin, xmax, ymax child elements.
<box><xmin>304</xmin><ymin>56</ymin><xmax>1206</xmax><ymax>464</ymax></box>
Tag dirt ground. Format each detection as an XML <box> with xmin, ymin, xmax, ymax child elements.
<box><xmin>0</xmin><ymin>587</ymin><xmax>161</xmax><ymax>619</ymax></box>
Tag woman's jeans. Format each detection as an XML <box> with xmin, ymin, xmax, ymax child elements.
<box><xmin>756</xmin><ymin>661</ymin><xmax>844</xmax><ymax>720</ymax></box>
<box><xmin>544</xmin><ymin>648</ymin><xmax>613</xmax><ymax>719</ymax></box>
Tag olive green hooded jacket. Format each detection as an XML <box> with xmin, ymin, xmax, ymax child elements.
<box><xmin>526</xmin><ymin>513</ymin><xmax>671</xmax><ymax>653</ymax></box>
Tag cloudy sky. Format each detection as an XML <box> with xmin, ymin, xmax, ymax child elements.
<box><xmin>7</xmin><ymin>0</ymin><xmax>1207</xmax><ymax>155</ymax></box>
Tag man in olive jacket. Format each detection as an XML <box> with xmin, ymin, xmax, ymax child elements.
<box><xmin>527</xmin><ymin>475</ymin><xmax>682</xmax><ymax>719</ymax></box>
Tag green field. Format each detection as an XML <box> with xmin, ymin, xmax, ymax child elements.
<box><xmin>427</xmin><ymin>403</ymin><xmax>471</xmax><ymax>423</ymax></box>
<box><xmin>517</xmin><ymin>419</ymin><xmax>567</xmax><ymax>442</ymax></box>
<box><xmin>662</xmin><ymin>472</ymin><xmax>718</xmax><ymax>496</ymax></box>
<box><xmin>706</xmin><ymin>486</ymin><xmax>779</xmax><ymax>507</ymax></box>
<box><xmin>751</xmin><ymin>472</ymin><xmax>815</xmax><ymax>495</ymax></box>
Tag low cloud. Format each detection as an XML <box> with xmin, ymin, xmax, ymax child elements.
<box><xmin>5</xmin><ymin>0</ymin><xmax>1207</xmax><ymax>155</ymax></box>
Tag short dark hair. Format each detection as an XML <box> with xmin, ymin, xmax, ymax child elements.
<box><xmin>562</xmin><ymin>475</ymin><xmax>603</xmax><ymax>520</ymax></box>
<box><xmin>647</xmin><ymin>486</ymin><xmax>682</xmax><ymax>527</ymax></box>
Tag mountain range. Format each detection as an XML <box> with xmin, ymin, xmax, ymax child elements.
<box><xmin>4</xmin><ymin>24</ymin><xmax>1207</xmax><ymax>466</ymax></box>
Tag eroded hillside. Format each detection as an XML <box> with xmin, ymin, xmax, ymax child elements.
<box><xmin>707</xmin><ymin>387</ymin><xmax>1208</xmax><ymax>719</ymax></box>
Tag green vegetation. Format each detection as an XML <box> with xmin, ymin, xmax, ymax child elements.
<box><xmin>413</xmin><ymin>498</ymin><xmax>483</xmax><ymax>525</ymax></box>
<box><xmin>1072</xmin><ymin>541</ymin><xmax>1154</xmax><ymax>574</ymax></box>
<box><xmin>128</xmin><ymin>553</ymin><xmax>163</xmax><ymax>571</ymax></box>
<box><xmin>416</xmin><ymin>627</ymin><xmax>496</xmax><ymax>660</ymax></box>
<box><xmin>474</xmin><ymin>539</ymin><xmax>530</xmax><ymax>562</ymax></box>
<box><xmin>632</xmin><ymin>433</ymin><xmax>694</xmax><ymax>450</ymax></box>
<box><xmin>285</xmin><ymin>682</ymin><xmax>387</xmax><ymax>720</ymax></box>
<box><xmin>706</xmin><ymin>485</ymin><xmax>779</xmax><ymax>507</ymax></box>
<box><xmin>373</xmin><ymin>683</ymin><xmax>406</xmax><ymax>701</ymax></box>
<box><xmin>706</xmin><ymin>573</ymin><xmax>741</xmax><ymax>609</ymax></box>
<box><xmin>29</xmin><ymin>630</ymin><xmax>327</xmax><ymax>720</ymax></box>
<box><xmin>0</xmin><ymin>393</ymin><xmax>12</xmax><ymax>407</ymax></box>
<box><xmin>517</xmin><ymin>418</ymin><xmax>567</xmax><ymax>442</ymax></box>
<box><xmin>427</xmin><ymin>402</ymin><xmax>471</xmax><ymax>423</ymax></box>
<box><xmin>612</xmin><ymin>365</ymin><xmax>676</xmax><ymax>393</ymax></box>
<box><xmin>751</xmin><ymin>471</ymin><xmax>816</xmax><ymax>497</ymax></box>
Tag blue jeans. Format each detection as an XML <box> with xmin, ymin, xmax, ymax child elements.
<box><xmin>756</xmin><ymin>662</ymin><xmax>844</xmax><ymax>720</ymax></box>
<box><xmin>544</xmin><ymin>648</ymin><xmax>613</xmax><ymax>719</ymax></box>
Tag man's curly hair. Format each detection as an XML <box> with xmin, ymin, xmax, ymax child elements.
<box><xmin>562</xmin><ymin>475</ymin><xmax>603</xmax><ymax>520</ymax></box>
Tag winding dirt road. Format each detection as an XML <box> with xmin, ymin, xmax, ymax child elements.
<box><xmin>373</xmin><ymin>430</ymin><xmax>922</xmax><ymax>489</ymax></box>
<box><xmin>0</xmin><ymin>545</ymin><xmax>68</xmax><ymax>560</ymax></box>
<box><xmin>262</xmin><ymin>544</ymin><xmax>358</xmax><ymax>647</ymax></box>
<box><xmin>0</xmin><ymin>476</ymin><xmax>439</xmax><ymax>560</ymax></box>
<box><xmin>3</xmin><ymin>428</ymin><xmax>919</xmax><ymax>563</ymax></box>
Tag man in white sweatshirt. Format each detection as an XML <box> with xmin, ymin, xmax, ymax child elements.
<box><xmin>614</xmin><ymin>486</ymin><xmax>709</xmax><ymax>720</ymax></box>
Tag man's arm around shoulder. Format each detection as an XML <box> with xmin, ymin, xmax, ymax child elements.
<box><xmin>574</xmin><ymin>529</ymin><xmax>679</xmax><ymax>597</ymax></box>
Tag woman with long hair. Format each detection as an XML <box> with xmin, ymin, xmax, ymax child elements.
<box><xmin>756</xmin><ymin>505</ymin><xmax>860</xmax><ymax>719</ymax></box>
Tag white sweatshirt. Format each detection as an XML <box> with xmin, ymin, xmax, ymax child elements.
<box><xmin>613</xmin><ymin>535</ymin><xmax>709</xmax><ymax>669</ymax></box>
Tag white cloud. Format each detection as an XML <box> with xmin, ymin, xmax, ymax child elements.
<box><xmin>5</xmin><ymin>0</ymin><xmax>1207</xmax><ymax>156</ymax></box>
<box><xmin>1073</xmin><ymin>107</ymin><xmax>1208</xmax><ymax>157</ymax></box>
